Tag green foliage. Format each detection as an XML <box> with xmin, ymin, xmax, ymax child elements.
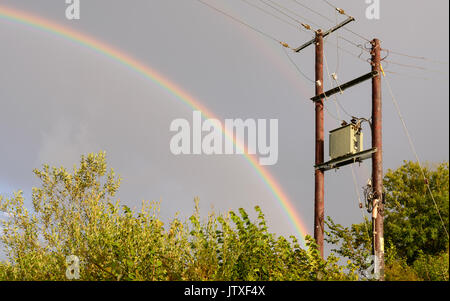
<box><xmin>383</xmin><ymin>161</ymin><xmax>449</xmax><ymax>263</ymax></box>
<box><xmin>325</xmin><ymin>161</ymin><xmax>449</xmax><ymax>281</ymax></box>
<box><xmin>383</xmin><ymin>244</ymin><xmax>420</xmax><ymax>281</ymax></box>
<box><xmin>412</xmin><ymin>250</ymin><xmax>449</xmax><ymax>281</ymax></box>
<box><xmin>325</xmin><ymin>216</ymin><xmax>372</xmax><ymax>278</ymax></box>
<box><xmin>0</xmin><ymin>152</ymin><xmax>357</xmax><ymax>281</ymax></box>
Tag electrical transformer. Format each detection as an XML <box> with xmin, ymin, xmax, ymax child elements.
<box><xmin>329</xmin><ymin>124</ymin><xmax>363</xmax><ymax>160</ymax></box>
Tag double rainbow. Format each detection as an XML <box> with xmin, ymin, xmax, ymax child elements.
<box><xmin>0</xmin><ymin>5</ymin><xmax>309</xmax><ymax>245</ymax></box>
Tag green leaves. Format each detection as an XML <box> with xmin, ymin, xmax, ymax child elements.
<box><xmin>384</xmin><ymin>161</ymin><xmax>449</xmax><ymax>263</ymax></box>
<box><xmin>325</xmin><ymin>161</ymin><xmax>449</xmax><ymax>281</ymax></box>
<box><xmin>0</xmin><ymin>151</ymin><xmax>357</xmax><ymax>281</ymax></box>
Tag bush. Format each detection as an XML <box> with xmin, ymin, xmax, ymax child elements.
<box><xmin>0</xmin><ymin>152</ymin><xmax>356</xmax><ymax>281</ymax></box>
<box><xmin>412</xmin><ymin>250</ymin><xmax>449</xmax><ymax>281</ymax></box>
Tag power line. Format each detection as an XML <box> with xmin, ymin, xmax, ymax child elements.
<box><xmin>291</xmin><ymin>0</ymin><xmax>333</xmax><ymax>22</ymax></box>
<box><xmin>195</xmin><ymin>1</ymin><xmax>369</xmax><ymax>80</ymax></box>
<box><xmin>323</xmin><ymin>100</ymin><xmax>342</xmax><ymax>122</ymax></box>
<box><xmin>293</xmin><ymin>0</ymin><xmax>443</xmax><ymax>66</ymax></box>
<box><xmin>342</xmin><ymin>26</ymin><xmax>371</xmax><ymax>43</ymax></box>
<box><xmin>282</xmin><ymin>46</ymin><xmax>315</xmax><ymax>83</ymax></box>
<box><xmin>334</xmin><ymin>9</ymin><xmax>341</xmax><ymax>74</ymax></box>
<box><xmin>321</xmin><ymin>0</ymin><xmax>338</xmax><ymax>11</ymax></box>
<box><xmin>326</xmin><ymin>39</ymin><xmax>446</xmax><ymax>75</ymax></box>
<box><xmin>339</xmin><ymin>36</ymin><xmax>370</xmax><ymax>52</ymax></box>
<box><xmin>324</xmin><ymin>38</ymin><xmax>371</xmax><ymax>66</ymax></box>
<box><xmin>384</xmin><ymin>70</ymin><xmax>448</xmax><ymax>83</ymax></box>
<box><xmin>387</xmin><ymin>49</ymin><xmax>449</xmax><ymax>64</ymax></box>
<box><xmin>196</xmin><ymin>0</ymin><xmax>288</xmax><ymax>46</ymax></box>
<box><xmin>240</xmin><ymin>0</ymin><xmax>298</xmax><ymax>29</ymax></box>
<box><xmin>264</xmin><ymin>0</ymin><xmax>322</xmax><ymax>29</ymax></box>
<box><xmin>383</xmin><ymin>74</ymin><xmax>449</xmax><ymax>240</ymax></box>
<box><xmin>323</xmin><ymin>44</ymin><xmax>352</xmax><ymax>119</ymax></box>
<box><xmin>336</xmin><ymin>44</ymin><xmax>370</xmax><ymax>63</ymax></box>
<box><xmin>316</xmin><ymin>0</ymin><xmax>372</xmax><ymax>42</ymax></box>
<box><xmin>259</xmin><ymin>0</ymin><xmax>317</xmax><ymax>30</ymax></box>
<box><xmin>350</xmin><ymin>167</ymin><xmax>372</xmax><ymax>243</ymax></box>
<box><xmin>383</xmin><ymin>60</ymin><xmax>448</xmax><ymax>74</ymax></box>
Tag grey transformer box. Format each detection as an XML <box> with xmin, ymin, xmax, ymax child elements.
<box><xmin>329</xmin><ymin>124</ymin><xmax>363</xmax><ymax>160</ymax></box>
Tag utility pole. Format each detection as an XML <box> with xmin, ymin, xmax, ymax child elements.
<box><xmin>293</xmin><ymin>12</ymin><xmax>384</xmax><ymax>275</ymax></box>
<box><xmin>314</xmin><ymin>30</ymin><xmax>325</xmax><ymax>258</ymax></box>
<box><xmin>294</xmin><ymin>16</ymin><xmax>354</xmax><ymax>259</ymax></box>
<box><xmin>294</xmin><ymin>16</ymin><xmax>359</xmax><ymax>260</ymax></box>
<box><xmin>371</xmin><ymin>38</ymin><xmax>385</xmax><ymax>280</ymax></box>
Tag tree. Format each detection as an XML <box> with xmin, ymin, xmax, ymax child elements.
<box><xmin>383</xmin><ymin>161</ymin><xmax>449</xmax><ymax>263</ymax></box>
<box><xmin>326</xmin><ymin>161</ymin><xmax>449</xmax><ymax>281</ymax></box>
<box><xmin>0</xmin><ymin>151</ymin><xmax>357</xmax><ymax>281</ymax></box>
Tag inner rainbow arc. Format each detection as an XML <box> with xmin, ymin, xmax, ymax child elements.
<box><xmin>0</xmin><ymin>5</ymin><xmax>309</xmax><ymax>245</ymax></box>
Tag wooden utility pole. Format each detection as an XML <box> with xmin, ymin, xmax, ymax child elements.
<box><xmin>294</xmin><ymin>17</ymin><xmax>355</xmax><ymax>260</ymax></box>
<box><xmin>293</xmin><ymin>14</ymin><xmax>384</xmax><ymax>272</ymax></box>
<box><xmin>314</xmin><ymin>30</ymin><xmax>325</xmax><ymax>258</ymax></box>
<box><xmin>371</xmin><ymin>38</ymin><xmax>385</xmax><ymax>280</ymax></box>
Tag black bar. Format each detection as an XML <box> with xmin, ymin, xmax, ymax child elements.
<box><xmin>315</xmin><ymin>148</ymin><xmax>377</xmax><ymax>172</ymax></box>
<box><xmin>294</xmin><ymin>17</ymin><xmax>355</xmax><ymax>53</ymax></box>
<box><xmin>311</xmin><ymin>71</ymin><xmax>379</xmax><ymax>102</ymax></box>
<box><xmin>293</xmin><ymin>39</ymin><xmax>315</xmax><ymax>53</ymax></box>
<box><xmin>322</xmin><ymin>17</ymin><xmax>355</xmax><ymax>38</ymax></box>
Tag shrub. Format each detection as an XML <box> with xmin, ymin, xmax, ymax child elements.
<box><xmin>0</xmin><ymin>152</ymin><xmax>356</xmax><ymax>281</ymax></box>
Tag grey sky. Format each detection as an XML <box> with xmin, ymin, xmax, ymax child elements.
<box><xmin>0</xmin><ymin>0</ymin><xmax>448</xmax><ymax>255</ymax></box>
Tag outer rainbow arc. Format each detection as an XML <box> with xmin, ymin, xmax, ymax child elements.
<box><xmin>0</xmin><ymin>5</ymin><xmax>309</xmax><ymax>245</ymax></box>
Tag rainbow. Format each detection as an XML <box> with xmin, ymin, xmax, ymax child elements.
<box><xmin>0</xmin><ymin>5</ymin><xmax>309</xmax><ymax>245</ymax></box>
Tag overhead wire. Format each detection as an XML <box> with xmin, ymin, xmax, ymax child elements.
<box><xmin>292</xmin><ymin>0</ymin><xmax>445</xmax><ymax>68</ymax></box>
<box><xmin>196</xmin><ymin>0</ymin><xmax>291</xmax><ymax>48</ymax></box>
<box><xmin>387</xmin><ymin>50</ymin><xmax>449</xmax><ymax>64</ymax></box>
<box><xmin>264</xmin><ymin>0</ymin><xmax>323</xmax><ymax>28</ymax></box>
<box><xmin>240</xmin><ymin>0</ymin><xmax>299</xmax><ymax>29</ymax></box>
<box><xmin>383</xmin><ymin>60</ymin><xmax>447</xmax><ymax>74</ymax></box>
<box><xmin>315</xmin><ymin>0</ymin><xmax>372</xmax><ymax>43</ymax></box>
<box><xmin>197</xmin><ymin>0</ymin><xmax>320</xmax><ymax>85</ymax></box>
<box><xmin>322</xmin><ymin>36</ymin><xmax>343</xmax><ymax>120</ymax></box>
<box><xmin>384</xmin><ymin>70</ymin><xmax>448</xmax><ymax>83</ymax></box>
<box><xmin>198</xmin><ymin>0</ymin><xmax>442</xmax><ymax>80</ymax></box>
<box><xmin>258</xmin><ymin>0</ymin><xmax>317</xmax><ymax>31</ymax></box>
<box><xmin>321</xmin><ymin>0</ymin><xmax>339</xmax><ymax>11</ymax></box>
<box><xmin>282</xmin><ymin>46</ymin><xmax>315</xmax><ymax>83</ymax></box>
<box><xmin>351</xmin><ymin>165</ymin><xmax>372</xmax><ymax>243</ymax></box>
<box><xmin>255</xmin><ymin>0</ymin><xmax>374</xmax><ymax>61</ymax></box>
<box><xmin>323</xmin><ymin>100</ymin><xmax>342</xmax><ymax>122</ymax></box>
<box><xmin>323</xmin><ymin>37</ymin><xmax>354</xmax><ymax>119</ymax></box>
<box><xmin>291</xmin><ymin>0</ymin><xmax>334</xmax><ymax>22</ymax></box>
<box><xmin>383</xmin><ymin>74</ymin><xmax>449</xmax><ymax>240</ymax></box>
<box><xmin>339</xmin><ymin>36</ymin><xmax>370</xmax><ymax>53</ymax></box>
<box><xmin>333</xmin><ymin>43</ymin><xmax>371</xmax><ymax>64</ymax></box>
<box><xmin>334</xmin><ymin>8</ymin><xmax>340</xmax><ymax>74</ymax></box>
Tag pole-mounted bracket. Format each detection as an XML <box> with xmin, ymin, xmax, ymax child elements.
<box><xmin>315</xmin><ymin>148</ymin><xmax>377</xmax><ymax>171</ymax></box>
<box><xmin>311</xmin><ymin>71</ymin><xmax>379</xmax><ymax>102</ymax></box>
<box><xmin>294</xmin><ymin>16</ymin><xmax>355</xmax><ymax>53</ymax></box>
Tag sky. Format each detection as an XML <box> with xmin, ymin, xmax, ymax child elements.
<box><xmin>0</xmin><ymin>0</ymin><xmax>448</xmax><ymax>257</ymax></box>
